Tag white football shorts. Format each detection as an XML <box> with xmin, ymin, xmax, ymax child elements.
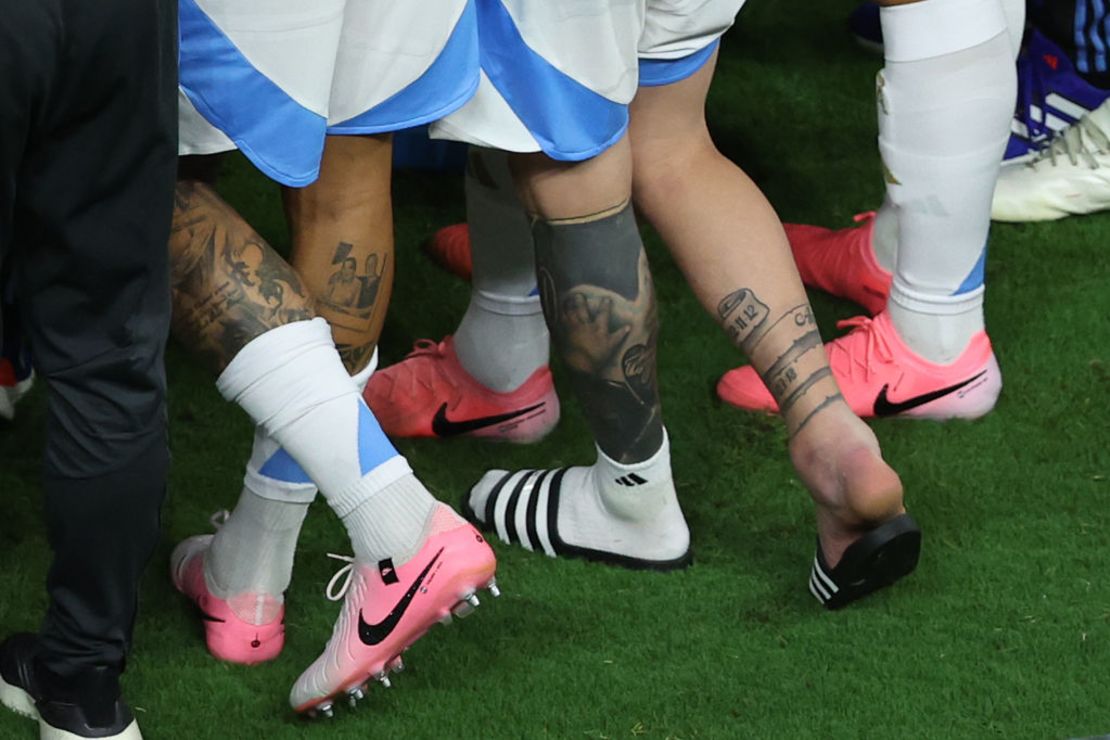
<box><xmin>178</xmin><ymin>0</ymin><xmax>478</xmax><ymax>186</ymax></box>
<box><xmin>430</xmin><ymin>0</ymin><xmax>747</xmax><ymax>162</ymax></box>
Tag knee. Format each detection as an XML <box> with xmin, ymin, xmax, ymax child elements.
<box><xmin>631</xmin><ymin>126</ymin><xmax>715</xmax><ymax>213</ymax></box>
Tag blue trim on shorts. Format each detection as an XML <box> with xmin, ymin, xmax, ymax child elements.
<box><xmin>178</xmin><ymin>0</ymin><xmax>326</xmax><ymax>187</ymax></box>
<box><xmin>638</xmin><ymin>39</ymin><xmax>720</xmax><ymax>88</ymax></box>
<box><xmin>476</xmin><ymin>0</ymin><xmax>628</xmax><ymax>162</ymax></box>
<box><xmin>329</xmin><ymin>0</ymin><xmax>480</xmax><ymax>135</ymax></box>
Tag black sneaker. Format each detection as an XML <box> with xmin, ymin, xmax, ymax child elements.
<box><xmin>0</xmin><ymin>633</ymin><xmax>141</xmax><ymax>739</ymax></box>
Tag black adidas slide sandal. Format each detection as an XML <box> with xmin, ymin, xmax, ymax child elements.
<box><xmin>808</xmin><ymin>513</ymin><xmax>921</xmax><ymax>610</ymax></box>
<box><xmin>462</xmin><ymin>468</ymin><xmax>692</xmax><ymax>572</ymax></box>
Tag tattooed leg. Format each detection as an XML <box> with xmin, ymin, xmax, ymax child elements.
<box><xmin>170</xmin><ymin>179</ymin><xmax>314</xmax><ymax>375</ymax></box>
<box><xmin>465</xmin><ymin>140</ymin><xmax>689</xmax><ymax>569</ymax></box>
<box><xmin>628</xmin><ymin>54</ymin><xmax>905</xmax><ymax>567</ymax></box>
<box><xmin>283</xmin><ymin>134</ymin><xmax>394</xmax><ymax>376</ymax></box>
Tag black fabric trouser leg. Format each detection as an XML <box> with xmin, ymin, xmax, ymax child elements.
<box><xmin>0</xmin><ymin>0</ymin><xmax>178</xmax><ymax>676</ymax></box>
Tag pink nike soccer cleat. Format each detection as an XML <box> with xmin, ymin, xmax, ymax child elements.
<box><xmin>717</xmin><ymin>311</ymin><xmax>1001</xmax><ymax>420</ymax></box>
<box><xmin>784</xmin><ymin>211</ymin><xmax>892</xmax><ymax>315</ymax></box>
<box><xmin>364</xmin><ymin>336</ymin><xmax>558</xmax><ymax>443</ymax></box>
<box><xmin>423</xmin><ymin>223</ymin><xmax>473</xmax><ymax>281</ymax></box>
<box><xmin>289</xmin><ymin>504</ymin><xmax>498</xmax><ymax>716</ymax></box>
<box><xmin>170</xmin><ymin>534</ymin><xmax>285</xmax><ymax>665</ymax></box>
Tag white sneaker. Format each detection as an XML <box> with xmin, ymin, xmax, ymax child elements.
<box><xmin>993</xmin><ymin>100</ymin><xmax>1110</xmax><ymax>222</ymax></box>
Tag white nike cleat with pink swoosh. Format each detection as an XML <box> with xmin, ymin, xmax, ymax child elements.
<box><xmin>289</xmin><ymin>504</ymin><xmax>497</xmax><ymax>717</ymax></box>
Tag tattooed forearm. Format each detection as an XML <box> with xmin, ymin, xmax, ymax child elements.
<box><xmin>170</xmin><ymin>181</ymin><xmax>314</xmax><ymax>374</ymax></box>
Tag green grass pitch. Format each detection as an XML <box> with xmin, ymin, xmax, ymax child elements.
<box><xmin>3</xmin><ymin>1</ymin><xmax>1109</xmax><ymax>737</ymax></box>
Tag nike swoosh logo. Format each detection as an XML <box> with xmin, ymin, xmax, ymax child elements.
<box><xmin>873</xmin><ymin>370</ymin><xmax>987</xmax><ymax>417</ymax></box>
<box><xmin>431</xmin><ymin>402</ymin><xmax>545</xmax><ymax>437</ymax></box>
<box><xmin>358</xmin><ymin>548</ymin><xmax>444</xmax><ymax>646</ymax></box>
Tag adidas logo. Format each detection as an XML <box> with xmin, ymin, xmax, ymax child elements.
<box><xmin>614</xmin><ymin>473</ymin><xmax>647</xmax><ymax>487</ymax></box>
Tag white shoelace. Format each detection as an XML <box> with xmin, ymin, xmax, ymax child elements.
<box><xmin>1032</xmin><ymin>113</ymin><xmax>1110</xmax><ymax>170</ymax></box>
<box><xmin>325</xmin><ymin>553</ymin><xmax>356</xmax><ymax>602</ymax></box>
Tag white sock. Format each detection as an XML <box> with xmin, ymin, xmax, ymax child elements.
<box><xmin>204</xmin><ymin>345</ymin><xmax>384</xmax><ymax>612</ymax></box>
<box><xmin>878</xmin><ymin>0</ymin><xmax>1015</xmax><ymax>362</ymax></box>
<box><xmin>453</xmin><ymin>147</ymin><xmax>549</xmax><ymax>392</ymax></box>
<box><xmin>871</xmin><ymin>0</ymin><xmax>1023</xmax><ymax>277</ymax></box>
<box><xmin>871</xmin><ymin>197</ymin><xmax>899</xmax><ymax>273</ymax></box>
<box><xmin>205</xmin><ymin>483</ymin><xmax>311</xmax><ymax>624</ymax></box>
<box><xmin>217</xmin><ymin>319</ymin><xmax>436</xmax><ymax>566</ymax></box>
<box><xmin>468</xmin><ymin>431</ymin><xmax>688</xmax><ymax>562</ymax></box>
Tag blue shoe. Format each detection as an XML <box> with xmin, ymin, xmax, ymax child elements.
<box><xmin>1007</xmin><ymin>28</ymin><xmax>1110</xmax><ymax>163</ymax></box>
<box><xmin>848</xmin><ymin>2</ymin><xmax>882</xmax><ymax>54</ymax></box>
<box><xmin>0</xmin><ymin>301</ymin><xmax>33</xmax><ymax>422</ymax></box>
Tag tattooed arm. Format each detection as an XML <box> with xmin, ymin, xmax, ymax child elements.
<box><xmin>170</xmin><ymin>181</ymin><xmax>314</xmax><ymax>374</ymax></box>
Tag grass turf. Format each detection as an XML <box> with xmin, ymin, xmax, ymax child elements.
<box><xmin>3</xmin><ymin>1</ymin><xmax>1110</xmax><ymax>737</ymax></box>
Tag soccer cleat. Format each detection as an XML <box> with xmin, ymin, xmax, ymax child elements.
<box><xmin>848</xmin><ymin>2</ymin><xmax>882</xmax><ymax>54</ymax></box>
<box><xmin>993</xmin><ymin>99</ymin><xmax>1110</xmax><ymax>221</ymax></box>
<box><xmin>717</xmin><ymin>311</ymin><xmax>1001</xmax><ymax>420</ymax></box>
<box><xmin>0</xmin><ymin>633</ymin><xmax>141</xmax><ymax>739</ymax></box>
<box><xmin>364</xmin><ymin>336</ymin><xmax>559</xmax><ymax>443</ymax></box>
<box><xmin>1006</xmin><ymin>28</ymin><xmax>1110</xmax><ymax>163</ymax></box>
<box><xmin>169</xmin><ymin>534</ymin><xmax>285</xmax><ymax>665</ymax></box>
<box><xmin>783</xmin><ymin>212</ymin><xmax>892</xmax><ymax>315</ymax></box>
<box><xmin>289</xmin><ymin>504</ymin><xmax>497</xmax><ymax>715</ymax></box>
<box><xmin>423</xmin><ymin>223</ymin><xmax>473</xmax><ymax>281</ymax></box>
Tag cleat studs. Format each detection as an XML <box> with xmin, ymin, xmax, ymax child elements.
<box><xmin>375</xmin><ymin>672</ymin><xmax>392</xmax><ymax>689</ymax></box>
<box><xmin>347</xmin><ymin>687</ymin><xmax>365</xmax><ymax>707</ymax></box>
<box><xmin>452</xmin><ymin>600</ymin><xmax>474</xmax><ymax>618</ymax></box>
<box><xmin>390</xmin><ymin>657</ymin><xmax>405</xmax><ymax>673</ymax></box>
<box><xmin>466</xmin><ymin>593</ymin><xmax>481</xmax><ymax>608</ymax></box>
<box><xmin>439</xmin><ymin>613</ymin><xmax>453</xmax><ymax>626</ymax></box>
<box><xmin>319</xmin><ymin>703</ymin><xmax>334</xmax><ymax>718</ymax></box>
<box><xmin>487</xmin><ymin>579</ymin><xmax>501</xmax><ymax>598</ymax></box>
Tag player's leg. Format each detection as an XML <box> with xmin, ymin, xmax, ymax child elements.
<box><xmin>722</xmin><ymin>0</ymin><xmax>1019</xmax><ymax>421</ymax></box>
<box><xmin>466</xmin><ymin>137</ymin><xmax>691</xmax><ymax>568</ymax></box>
<box><xmin>629</xmin><ymin>48</ymin><xmax>911</xmax><ymax>604</ymax></box>
<box><xmin>0</xmin><ymin>0</ymin><xmax>176</xmax><ymax>736</ymax></box>
<box><xmin>169</xmin><ymin>177</ymin><xmax>496</xmax><ymax>704</ymax></box>
<box><xmin>284</xmin><ymin>134</ymin><xmax>393</xmax><ymax>374</ymax></box>
<box><xmin>365</xmin><ymin>146</ymin><xmax>558</xmax><ymax>443</ymax></box>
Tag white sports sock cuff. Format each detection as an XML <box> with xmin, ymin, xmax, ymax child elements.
<box><xmin>326</xmin><ymin>456</ymin><xmax>412</xmax><ymax>517</ymax></box>
<box><xmin>350</xmin><ymin>347</ymin><xmax>379</xmax><ymax>392</ymax></box>
<box><xmin>244</xmin><ymin>426</ymin><xmax>318</xmax><ymax>503</ymax></box>
<box><xmin>217</xmin><ymin>318</ymin><xmax>356</xmax><ymax>433</ymax></box>
<box><xmin>244</xmin><ymin>468</ymin><xmax>317</xmax><ymax>504</ymax></box>
<box><xmin>881</xmin><ymin>0</ymin><xmax>1007</xmax><ymax>62</ymax></box>
<box><xmin>891</xmin><ymin>282</ymin><xmax>985</xmax><ymax>315</ymax></box>
<box><xmin>595</xmin><ymin>428</ymin><xmax>670</xmax><ymax>473</ymax></box>
<box><xmin>470</xmin><ymin>289</ymin><xmax>543</xmax><ymax>317</ymax></box>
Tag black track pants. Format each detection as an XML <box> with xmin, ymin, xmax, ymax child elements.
<box><xmin>0</xmin><ymin>0</ymin><xmax>178</xmax><ymax>675</ymax></box>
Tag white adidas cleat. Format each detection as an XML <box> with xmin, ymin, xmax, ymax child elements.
<box><xmin>993</xmin><ymin>100</ymin><xmax>1110</xmax><ymax>222</ymax></box>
